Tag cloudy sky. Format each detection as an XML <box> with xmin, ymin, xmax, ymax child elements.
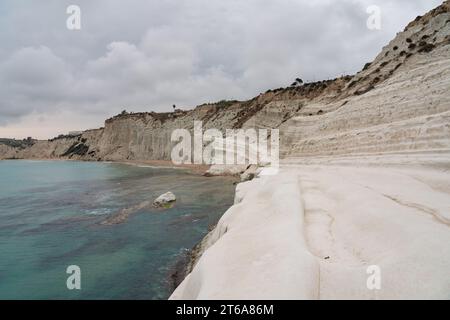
<box><xmin>0</xmin><ymin>0</ymin><xmax>442</xmax><ymax>139</ymax></box>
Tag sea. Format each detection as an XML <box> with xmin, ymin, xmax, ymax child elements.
<box><xmin>0</xmin><ymin>160</ymin><xmax>235</xmax><ymax>299</ymax></box>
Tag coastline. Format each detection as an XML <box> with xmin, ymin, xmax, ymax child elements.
<box><xmin>0</xmin><ymin>157</ymin><xmax>213</xmax><ymax>176</ymax></box>
<box><xmin>1</xmin><ymin>157</ymin><xmax>239</xmax><ymax>297</ymax></box>
<box><xmin>116</xmin><ymin>159</ymin><xmax>212</xmax><ymax>176</ymax></box>
<box><xmin>168</xmin><ymin>223</ymin><xmax>219</xmax><ymax>293</ymax></box>
<box><xmin>1</xmin><ymin>0</ymin><xmax>448</xmax><ymax>301</ymax></box>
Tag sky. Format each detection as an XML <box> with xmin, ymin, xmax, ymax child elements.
<box><xmin>0</xmin><ymin>0</ymin><xmax>443</xmax><ymax>139</ymax></box>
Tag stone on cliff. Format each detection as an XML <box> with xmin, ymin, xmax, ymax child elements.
<box><xmin>240</xmin><ymin>165</ymin><xmax>261</xmax><ymax>182</ymax></box>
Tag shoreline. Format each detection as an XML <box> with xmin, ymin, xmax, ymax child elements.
<box><xmin>0</xmin><ymin>157</ymin><xmax>213</xmax><ymax>176</ymax></box>
<box><xmin>167</xmin><ymin>223</ymin><xmax>219</xmax><ymax>294</ymax></box>
<box><xmin>116</xmin><ymin>159</ymin><xmax>212</xmax><ymax>175</ymax></box>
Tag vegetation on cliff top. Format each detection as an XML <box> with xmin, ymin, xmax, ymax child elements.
<box><xmin>0</xmin><ymin>137</ymin><xmax>36</xmax><ymax>149</ymax></box>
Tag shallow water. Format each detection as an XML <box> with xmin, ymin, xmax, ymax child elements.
<box><xmin>0</xmin><ymin>160</ymin><xmax>235</xmax><ymax>299</ymax></box>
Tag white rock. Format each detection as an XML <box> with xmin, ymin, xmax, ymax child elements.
<box><xmin>153</xmin><ymin>192</ymin><xmax>176</xmax><ymax>208</ymax></box>
<box><xmin>240</xmin><ymin>165</ymin><xmax>262</xmax><ymax>182</ymax></box>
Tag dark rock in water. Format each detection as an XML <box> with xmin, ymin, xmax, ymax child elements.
<box><xmin>167</xmin><ymin>223</ymin><xmax>217</xmax><ymax>295</ymax></box>
<box><xmin>101</xmin><ymin>192</ymin><xmax>177</xmax><ymax>226</ymax></box>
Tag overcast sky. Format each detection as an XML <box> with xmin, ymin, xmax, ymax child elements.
<box><xmin>0</xmin><ymin>0</ymin><xmax>443</xmax><ymax>139</ymax></box>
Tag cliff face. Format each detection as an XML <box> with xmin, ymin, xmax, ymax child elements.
<box><xmin>280</xmin><ymin>1</ymin><xmax>450</xmax><ymax>158</ymax></box>
<box><xmin>1</xmin><ymin>1</ymin><xmax>449</xmax><ymax>163</ymax></box>
<box><xmin>170</xmin><ymin>2</ymin><xmax>450</xmax><ymax>300</ymax></box>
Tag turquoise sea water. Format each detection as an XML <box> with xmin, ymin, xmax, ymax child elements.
<box><xmin>0</xmin><ymin>160</ymin><xmax>235</xmax><ymax>299</ymax></box>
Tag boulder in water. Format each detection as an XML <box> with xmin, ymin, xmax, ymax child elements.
<box><xmin>153</xmin><ymin>192</ymin><xmax>176</xmax><ymax>208</ymax></box>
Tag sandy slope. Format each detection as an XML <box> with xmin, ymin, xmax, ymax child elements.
<box><xmin>170</xmin><ymin>152</ymin><xmax>450</xmax><ymax>299</ymax></box>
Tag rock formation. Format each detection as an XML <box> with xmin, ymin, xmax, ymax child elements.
<box><xmin>153</xmin><ymin>192</ymin><xmax>177</xmax><ymax>208</ymax></box>
<box><xmin>170</xmin><ymin>2</ymin><xmax>450</xmax><ymax>300</ymax></box>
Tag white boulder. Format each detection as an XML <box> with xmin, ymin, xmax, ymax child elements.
<box><xmin>153</xmin><ymin>192</ymin><xmax>176</xmax><ymax>208</ymax></box>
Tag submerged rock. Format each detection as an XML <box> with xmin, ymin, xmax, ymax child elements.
<box><xmin>100</xmin><ymin>200</ymin><xmax>151</xmax><ymax>225</ymax></box>
<box><xmin>153</xmin><ymin>192</ymin><xmax>176</xmax><ymax>208</ymax></box>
